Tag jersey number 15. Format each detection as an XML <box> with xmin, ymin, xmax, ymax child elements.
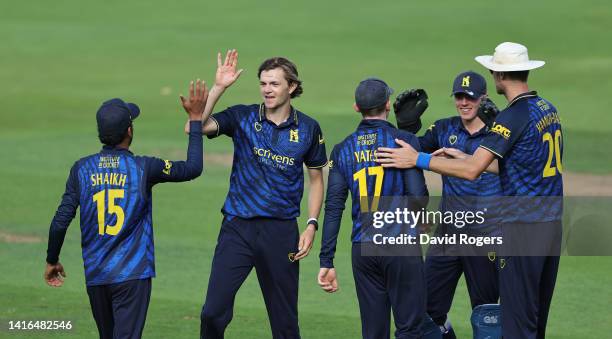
<box><xmin>92</xmin><ymin>189</ymin><xmax>125</xmax><ymax>236</ymax></box>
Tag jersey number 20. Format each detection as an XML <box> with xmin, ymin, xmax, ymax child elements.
<box><xmin>542</xmin><ymin>130</ymin><xmax>562</xmax><ymax>178</ymax></box>
<box><xmin>92</xmin><ymin>189</ymin><xmax>125</xmax><ymax>236</ymax></box>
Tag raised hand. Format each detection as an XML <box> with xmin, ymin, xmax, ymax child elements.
<box><xmin>318</xmin><ymin>268</ymin><xmax>339</xmax><ymax>293</ymax></box>
<box><xmin>44</xmin><ymin>262</ymin><xmax>66</xmax><ymax>287</ymax></box>
<box><xmin>180</xmin><ymin>79</ymin><xmax>209</xmax><ymax>120</ymax></box>
<box><xmin>215</xmin><ymin>49</ymin><xmax>244</xmax><ymax>89</ymax></box>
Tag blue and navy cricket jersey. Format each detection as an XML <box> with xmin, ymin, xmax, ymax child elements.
<box><xmin>47</xmin><ymin>121</ymin><xmax>203</xmax><ymax>286</ymax></box>
<box><xmin>209</xmin><ymin>104</ymin><xmax>327</xmax><ymax>219</ymax></box>
<box><xmin>320</xmin><ymin>119</ymin><xmax>428</xmax><ymax>268</ymax></box>
<box><xmin>420</xmin><ymin>116</ymin><xmax>502</xmax><ymax>197</ymax></box>
<box><xmin>420</xmin><ymin>117</ymin><xmax>503</xmax><ymax>228</ymax></box>
<box><xmin>479</xmin><ymin>92</ymin><xmax>563</xmax><ymax>220</ymax></box>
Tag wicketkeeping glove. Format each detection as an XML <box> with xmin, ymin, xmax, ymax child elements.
<box><xmin>477</xmin><ymin>98</ymin><xmax>500</xmax><ymax>128</ymax></box>
<box><xmin>393</xmin><ymin>89</ymin><xmax>428</xmax><ymax>134</ymax></box>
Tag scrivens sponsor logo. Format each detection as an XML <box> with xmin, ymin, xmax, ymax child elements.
<box><xmin>253</xmin><ymin>147</ymin><xmax>296</xmax><ymax>169</ymax></box>
<box><xmin>491</xmin><ymin>122</ymin><xmax>511</xmax><ymax>139</ymax></box>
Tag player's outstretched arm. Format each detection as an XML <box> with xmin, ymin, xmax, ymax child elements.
<box><xmin>149</xmin><ymin>80</ymin><xmax>207</xmax><ymax>184</ymax></box>
<box><xmin>376</xmin><ymin>139</ymin><xmax>495</xmax><ymax>180</ymax></box>
<box><xmin>433</xmin><ymin>147</ymin><xmax>499</xmax><ymax>174</ymax></box>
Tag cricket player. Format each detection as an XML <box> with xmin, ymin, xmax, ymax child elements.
<box><xmin>44</xmin><ymin>80</ymin><xmax>208</xmax><ymax>339</ymax></box>
<box><xmin>318</xmin><ymin>78</ymin><xmax>428</xmax><ymax>339</ymax></box>
<box><xmin>394</xmin><ymin>72</ymin><xmax>502</xmax><ymax>338</ymax></box>
<box><xmin>376</xmin><ymin>42</ymin><xmax>563</xmax><ymax>339</ymax></box>
<box><xmin>191</xmin><ymin>51</ymin><xmax>327</xmax><ymax>339</ymax></box>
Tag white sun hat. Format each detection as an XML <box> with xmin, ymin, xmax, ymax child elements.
<box><xmin>475</xmin><ymin>42</ymin><xmax>545</xmax><ymax>72</ymax></box>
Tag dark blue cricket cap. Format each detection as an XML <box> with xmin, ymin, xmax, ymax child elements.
<box><xmin>355</xmin><ymin>77</ymin><xmax>394</xmax><ymax>110</ymax></box>
<box><xmin>96</xmin><ymin>98</ymin><xmax>140</xmax><ymax>138</ymax></box>
<box><xmin>451</xmin><ymin>71</ymin><xmax>487</xmax><ymax>99</ymax></box>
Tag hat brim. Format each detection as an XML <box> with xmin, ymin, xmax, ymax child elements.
<box><xmin>126</xmin><ymin>103</ymin><xmax>140</xmax><ymax>120</ymax></box>
<box><xmin>451</xmin><ymin>90</ymin><xmax>480</xmax><ymax>99</ymax></box>
<box><xmin>475</xmin><ymin>55</ymin><xmax>545</xmax><ymax>72</ymax></box>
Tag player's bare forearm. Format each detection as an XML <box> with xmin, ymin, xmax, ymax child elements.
<box><xmin>429</xmin><ymin>147</ymin><xmax>495</xmax><ymax>180</ymax></box>
<box><xmin>294</xmin><ymin>168</ymin><xmax>324</xmax><ymax>260</ymax></box>
<box><xmin>433</xmin><ymin>147</ymin><xmax>498</xmax><ymax>174</ymax></box>
<box><xmin>485</xmin><ymin>159</ymin><xmax>499</xmax><ymax>174</ymax></box>
<box><xmin>307</xmin><ymin>168</ymin><xmax>324</xmax><ymax>228</ymax></box>
<box><xmin>201</xmin><ymin>84</ymin><xmax>226</xmax><ymax>135</ymax></box>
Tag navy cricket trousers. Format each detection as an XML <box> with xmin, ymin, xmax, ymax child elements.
<box><xmin>425</xmin><ymin>254</ymin><xmax>499</xmax><ymax>327</ymax></box>
<box><xmin>499</xmin><ymin>255</ymin><xmax>560</xmax><ymax>339</ymax></box>
<box><xmin>497</xmin><ymin>221</ymin><xmax>561</xmax><ymax>339</ymax></box>
<box><xmin>201</xmin><ymin>216</ymin><xmax>300</xmax><ymax>339</ymax></box>
<box><xmin>351</xmin><ymin>244</ymin><xmax>426</xmax><ymax>339</ymax></box>
<box><xmin>86</xmin><ymin>278</ymin><xmax>152</xmax><ymax>339</ymax></box>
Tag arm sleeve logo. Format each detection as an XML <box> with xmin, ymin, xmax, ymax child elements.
<box><xmin>162</xmin><ymin>160</ymin><xmax>173</xmax><ymax>175</ymax></box>
<box><xmin>491</xmin><ymin>123</ymin><xmax>511</xmax><ymax>139</ymax></box>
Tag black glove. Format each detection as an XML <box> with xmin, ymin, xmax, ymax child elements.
<box><xmin>477</xmin><ymin>98</ymin><xmax>500</xmax><ymax>128</ymax></box>
<box><xmin>393</xmin><ymin>89</ymin><xmax>428</xmax><ymax>134</ymax></box>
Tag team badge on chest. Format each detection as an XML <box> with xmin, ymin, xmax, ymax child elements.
<box><xmin>449</xmin><ymin>134</ymin><xmax>457</xmax><ymax>145</ymax></box>
<box><xmin>290</xmin><ymin>129</ymin><xmax>299</xmax><ymax>143</ymax></box>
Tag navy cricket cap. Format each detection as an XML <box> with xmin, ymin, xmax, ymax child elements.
<box><xmin>96</xmin><ymin>98</ymin><xmax>140</xmax><ymax>138</ymax></box>
<box><xmin>451</xmin><ymin>71</ymin><xmax>487</xmax><ymax>99</ymax></box>
<box><xmin>355</xmin><ymin>77</ymin><xmax>394</xmax><ymax>110</ymax></box>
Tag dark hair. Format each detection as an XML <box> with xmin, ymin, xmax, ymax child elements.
<box><xmin>493</xmin><ymin>70</ymin><xmax>529</xmax><ymax>82</ymax></box>
<box><xmin>258</xmin><ymin>57</ymin><xmax>303</xmax><ymax>98</ymax></box>
<box><xmin>99</xmin><ymin>124</ymin><xmax>131</xmax><ymax>146</ymax></box>
<box><xmin>360</xmin><ymin>104</ymin><xmax>387</xmax><ymax>117</ymax></box>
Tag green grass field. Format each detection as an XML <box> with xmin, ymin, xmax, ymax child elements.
<box><xmin>1</xmin><ymin>0</ymin><xmax>611</xmax><ymax>337</ymax></box>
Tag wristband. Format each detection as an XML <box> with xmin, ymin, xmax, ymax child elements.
<box><xmin>307</xmin><ymin>218</ymin><xmax>319</xmax><ymax>231</ymax></box>
<box><xmin>416</xmin><ymin>152</ymin><xmax>432</xmax><ymax>170</ymax></box>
